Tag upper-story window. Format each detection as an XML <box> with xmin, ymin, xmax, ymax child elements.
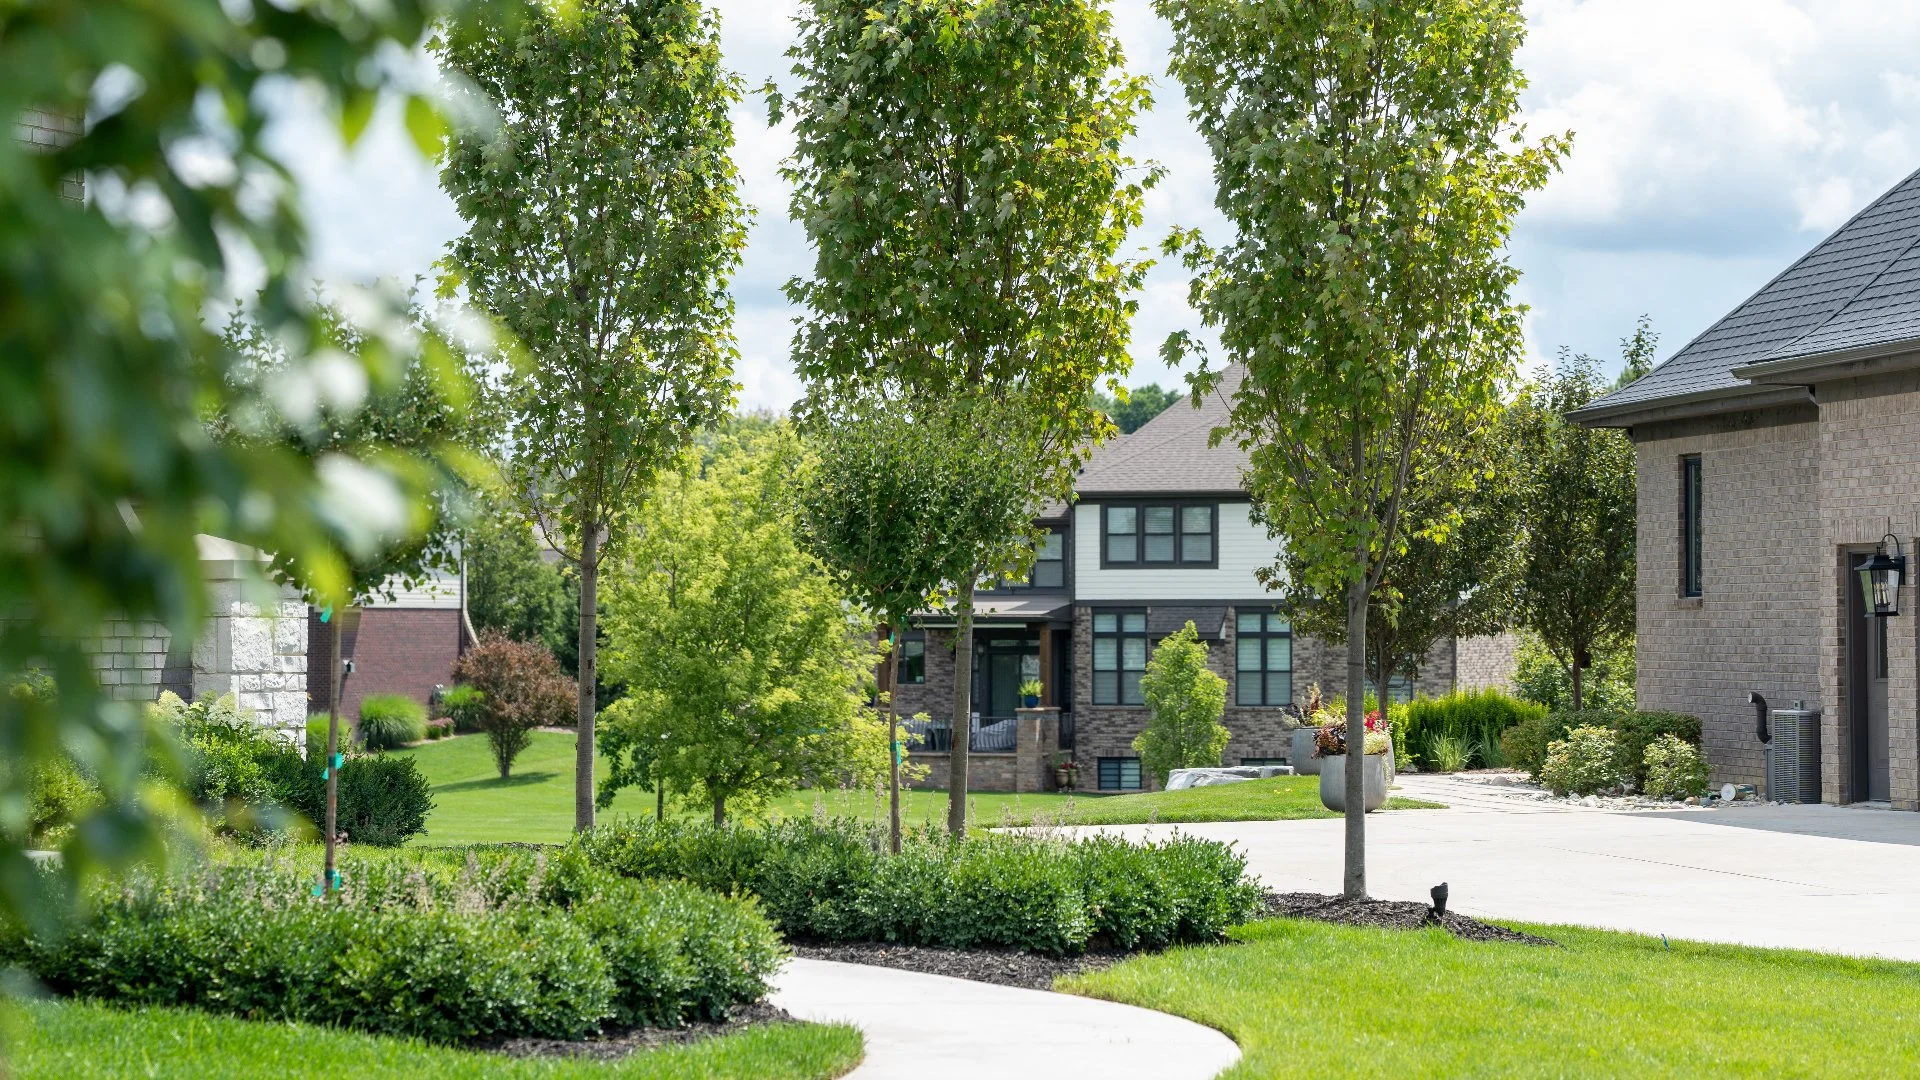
<box><xmin>1103</xmin><ymin>503</ymin><xmax>1215</xmax><ymax>567</ymax></box>
<box><xmin>1680</xmin><ymin>455</ymin><xmax>1703</xmax><ymax>597</ymax></box>
<box><xmin>985</xmin><ymin>529</ymin><xmax>1066</xmax><ymax>591</ymax></box>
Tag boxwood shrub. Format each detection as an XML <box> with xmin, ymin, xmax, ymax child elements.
<box><xmin>0</xmin><ymin>849</ymin><xmax>785</xmax><ymax>1045</ymax></box>
<box><xmin>1503</xmin><ymin>708</ymin><xmax>1704</xmax><ymax>790</ymax></box>
<box><xmin>578</xmin><ymin>817</ymin><xmax>1261</xmax><ymax>955</ymax></box>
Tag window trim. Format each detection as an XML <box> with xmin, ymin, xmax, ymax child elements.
<box><xmin>1099</xmin><ymin>501</ymin><xmax>1219</xmax><ymax>569</ymax></box>
<box><xmin>1234</xmin><ymin>609</ymin><xmax>1294</xmax><ymax>707</ymax></box>
<box><xmin>1680</xmin><ymin>455</ymin><xmax>1703</xmax><ymax>598</ymax></box>
<box><xmin>1091</xmin><ymin>608</ymin><xmax>1149</xmax><ymax>706</ymax></box>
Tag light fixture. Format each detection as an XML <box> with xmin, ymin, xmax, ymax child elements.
<box><xmin>1858</xmin><ymin>529</ymin><xmax>1906</xmax><ymax>618</ymax></box>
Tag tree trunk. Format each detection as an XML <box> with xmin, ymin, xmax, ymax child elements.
<box><xmin>323</xmin><ymin>616</ymin><xmax>342</xmax><ymax>897</ymax></box>
<box><xmin>713</xmin><ymin>791</ymin><xmax>726</xmax><ymax>826</ymax></box>
<box><xmin>947</xmin><ymin>579</ymin><xmax>975</xmax><ymax>838</ymax></box>
<box><xmin>656</xmin><ymin>767</ymin><xmax>664</xmax><ymax>821</ymax></box>
<box><xmin>1344</xmin><ymin>562</ymin><xmax>1369</xmax><ymax>899</ymax></box>
<box><xmin>575</xmin><ymin>520</ymin><xmax>600</xmax><ymax>834</ymax></box>
<box><xmin>889</xmin><ymin>626</ymin><xmax>903</xmax><ymax>855</ymax></box>
<box><xmin>1569</xmin><ymin>657</ymin><xmax>1584</xmax><ymax>712</ymax></box>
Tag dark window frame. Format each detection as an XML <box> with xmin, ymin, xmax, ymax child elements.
<box><xmin>1100</xmin><ymin>502</ymin><xmax>1219</xmax><ymax>569</ymax></box>
<box><xmin>1235</xmin><ymin>609</ymin><xmax>1294</xmax><ymax>707</ymax></box>
<box><xmin>897</xmin><ymin>630</ymin><xmax>926</xmax><ymax>685</ymax></box>
<box><xmin>1680</xmin><ymin>455</ymin><xmax>1703</xmax><ymax>597</ymax></box>
<box><xmin>1097</xmin><ymin>756</ymin><xmax>1143</xmax><ymax>791</ymax></box>
<box><xmin>1091</xmin><ymin>608</ymin><xmax>1149</xmax><ymax>706</ymax></box>
<box><xmin>983</xmin><ymin>527</ymin><xmax>1069</xmax><ymax>593</ymax></box>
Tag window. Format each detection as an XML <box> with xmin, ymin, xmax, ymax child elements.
<box><xmin>1103</xmin><ymin>503</ymin><xmax>1215</xmax><ymax>567</ymax></box>
<box><xmin>1386</xmin><ymin>673</ymin><xmax>1415</xmax><ymax>705</ymax></box>
<box><xmin>1092</xmin><ymin>610</ymin><xmax>1148</xmax><ymax>705</ymax></box>
<box><xmin>897</xmin><ymin>632</ymin><xmax>925</xmax><ymax>684</ymax></box>
<box><xmin>986</xmin><ymin>529</ymin><xmax>1066</xmax><ymax>591</ymax></box>
<box><xmin>1235</xmin><ymin>611</ymin><xmax>1293</xmax><ymax>706</ymax></box>
<box><xmin>1098</xmin><ymin>757</ymin><xmax>1142</xmax><ymax>791</ymax></box>
<box><xmin>1681</xmin><ymin>455</ymin><xmax>1703</xmax><ymax>597</ymax></box>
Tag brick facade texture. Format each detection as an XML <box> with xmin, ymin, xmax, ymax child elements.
<box><xmin>308</xmin><ymin>607</ymin><xmax>467</xmax><ymax>722</ymax></box>
<box><xmin>899</xmin><ymin>609</ymin><xmax>1480</xmax><ymax>793</ymax></box>
<box><xmin>1632</xmin><ymin>382</ymin><xmax>1920</xmax><ymax>809</ymax></box>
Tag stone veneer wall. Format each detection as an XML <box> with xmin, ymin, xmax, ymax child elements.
<box><xmin>15</xmin><ymin>108</ymin><xmax>84</xmax><ymax>201</ymax></box>
<box><xmin>90</xmin><ymin>620</ymin><xmax>174</xmax><ymax>703</ymax></box>
<box><xmin>1631</xmin><ymin>404</ymin><xmax>1824</xmax><ymax>795</ymax></box>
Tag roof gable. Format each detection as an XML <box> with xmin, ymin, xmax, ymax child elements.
<box><xmin>1578</xmin><ymin>167</ymin><xmax>1920</xmax><ymax>419</ymax></box>
<box><xmin>1075</xmin><ymin>366</ymin><xmax>1249</xmax><ymax>497</ymax></box>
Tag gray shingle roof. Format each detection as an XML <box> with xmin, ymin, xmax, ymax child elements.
<box><xmin>1576</xmin><ymin>166</ymin><xmax>1920</xmax><ymax>420</ymax></box>
<box><xmin>1075</xmin><ymin>366</ymin><xmax>1248</xmax><ymax>497</ymax></box>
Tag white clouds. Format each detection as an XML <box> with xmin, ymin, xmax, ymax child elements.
<box><xmin>285</xmin><ymin>0</ymin><xmax>1920</xmax><ymax>403</ymax></box>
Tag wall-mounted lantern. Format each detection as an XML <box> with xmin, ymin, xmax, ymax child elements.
<box><xmin>1858</xmin><ymin>532</ymin><xmax>1906</xmax><ymax>618</ymax></box>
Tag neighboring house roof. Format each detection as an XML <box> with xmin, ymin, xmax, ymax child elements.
<box><xmin>1075</xmin><ymin>366</ymin><xmax>1248</xmax><ymax>497</ymax></box>
<box><xmin>1575</xmin><ymin>166</ymin><xmax>1920</xmax><ymax>425</ymax></box>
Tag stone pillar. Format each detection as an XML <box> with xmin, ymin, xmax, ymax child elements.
<box><xmin>192</xmin><ymin>539</ymin><xmax>309</xmax><ymax>744</ymax></box>
<box><xmin>1015</xmin><ymin>706</ymin><xmax>1061</xmax><ymax>793</ymax></box>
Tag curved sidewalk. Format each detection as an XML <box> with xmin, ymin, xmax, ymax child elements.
<box><xmin>769</xmin><ymin>957</ymin><xmax>1240</xmax><ymax>1080</ymax></box>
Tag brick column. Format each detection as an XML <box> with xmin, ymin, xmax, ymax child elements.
<box><xmin>1015</xmin><ymin>707</ymin><xmax>1061</xmax><ymax>792</ymax></box>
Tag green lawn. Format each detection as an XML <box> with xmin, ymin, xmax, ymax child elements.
<box><xmin>9</xmin><ymin>997</ymin><xmax>861</xmax><ymax>1080</ymax></box>
<box><xmin>397</xmin><ymin>733</ymin><xmax>1440</xmax><ymax>845</ymax></box>
<box><xmin>1062</xmin><ymin>918</ymin><xmax>1920</xmax><ymax>1077</ymax></box>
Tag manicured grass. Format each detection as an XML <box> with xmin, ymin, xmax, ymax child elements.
<box><xmin>1062</xmin><ymin>918</ymin><xmax>1920</xmax><ymax>1078</ymax></box>
<box><xmin>10</xmin><ymin>997</ymin><xmax>862</xmax><ymax>1080</ymax></box>
<box><xmin>397</xmin><ymin>733</ymin><xmax>1440</xmax><ymax>844</ymax></box>
<box><xmin>987</xmin><ymin>776</ymin><xmax>1441</xmax><ymax>825</ymax></box>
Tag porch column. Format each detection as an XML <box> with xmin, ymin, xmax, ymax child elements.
<box><xmin>1037</xmin><ymin>625</ymin><xmax>1054</xmax><ymax>708</ymax></box>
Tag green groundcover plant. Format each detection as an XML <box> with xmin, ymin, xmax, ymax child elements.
<box><xmin>1503</xmin><ymin>709</ymin><xmax>1701</xmax><ymax>789</ymax></box>
<box><xmin>360</xmin><ymin>694</ymin><xmax>429</xmax><ymax>750</ymax></box>
<box><xmin>578</xmin><ymin>817</ymin><xmax>1261</xmax><ymax>956</ymax></box>
<box><xmin>0</xmin><ymin>847</ymin><xmax>783</xmax><ymax>1045</ymax></box>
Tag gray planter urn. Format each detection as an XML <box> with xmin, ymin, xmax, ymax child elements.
<box><xmin>1318</xmin><ymin>754</ymin><xmax>1388</xmax><ymax>813</ymax></box>
<box><xmin>1290</xmin><ymin>728</ymin><xmax>1321</xmax><ymax>775</ymax></box>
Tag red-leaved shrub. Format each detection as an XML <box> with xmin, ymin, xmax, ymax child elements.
<box><xmin>451</xmin><ymin>632</ymin><xmax>577</xmax><ymax>778</ymax></box>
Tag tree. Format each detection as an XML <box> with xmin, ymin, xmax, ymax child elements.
<box><xmin>599</xmin><ymin>428</ymin><xmax>888</xmax><ymax>824</ymax></box>
<box><xmin>1095</xmin><ymin>383</ymin><xmax>1179</xmax><ymax>434</ymax></box>
<box><xmin>0</xmin><ymin>0</ymin><xmax>512</xmax><ymax>930</ymax></box>
<box><xmin>1612</xmin><ymin>315</ymin><xmax>1659</xmax><ymax>389</ymax></box>
<box><xmin>776</xmin><ymin>0</ymin><xmax>1153</xmax><ymax>835</ymax></box>
<box><xmin>1281</xmin><ymin>420</ymin><xmax>1522</xmax><ymax>736</ymax></box>
<box><xmin>436</xmin><ymin>0</ymin><xmax>749</xmax><ymax>833</ymax></box>
<box><xmin>793</xmin><ymin>392</ymin><xmax>1021</xmax><ymax>852</ymax></box>
<box><xmin>221</xmin><ymin>296</ymin><xmax>487</xmax><ymax>891</ymax></box>
<box><xmin>1132</xmin><ymin>622</ymin><xmax>1230</xmax><ymax>787</ymax></box>
<box><xmin>453</xmin><ymin>632</ymin><xmax>577</xmax><ymax>779</ymax></box>
<box><xmin>1513</xmin><ymin>348</ymin><xmax>1638</xmax><ymax>711</ymax></box>
<box><xmin>1158</xmin><ymin>0</ymin><xmax>1566</xmax><ymax>897</ymax></box>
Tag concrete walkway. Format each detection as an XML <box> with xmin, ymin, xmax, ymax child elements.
<box><xmin>1084</xmin><ymin>772</ymin><xmax>1920</xmax><ymax>962</ymax></box>
<box><xmin>769</xmin><ymin>957</ymin><xmax>1240</xmax><ymax>1080</ymax></box>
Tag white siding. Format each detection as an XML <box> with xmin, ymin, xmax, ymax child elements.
<box><xmin>365</xmin><ymin>571</ymin><xmax>463</xmax><ymax>610</ymax></box>
<box><xmin>1073</xmin><ymin>502</ymin><xmax>1282</xmax><ymax>601</ymax></box>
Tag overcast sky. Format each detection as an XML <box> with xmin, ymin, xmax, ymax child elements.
<box><xmin>283</xmin><ymin>0</ymin><xmax>1920</xmax><ymax>411</ymax></box>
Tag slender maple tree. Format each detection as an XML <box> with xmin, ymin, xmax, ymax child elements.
<box><xmin>437</xmin><ymin>0</ymin><xmax>747</xmax><ymax>832</ymax></box>
<box><xmin>1159</xmin><ymin>0</ymin><xmax>1566</xmax><ymax>895</ymax></box>
<box><xmin>776</xmin><ymin>0</ymin><xmax>1152</xmax><ymax>834</ymax></box>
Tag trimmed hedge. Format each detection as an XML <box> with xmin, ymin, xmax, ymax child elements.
<box><xmin>0</xmin><ymin>849</ymin><xmax>784</xmax><ymax>1044</ymax></box>
<box><xmin>1503</xmin><ymin>709</ymin><xmax>1703</xmax><ymax>790</ymax></box>
<box><xmin>1396</xmin><ymin>690</ymin><xmax>1545</xmax><ymax>770</ymax></box>
<box><xmin>577</xmin><ymin>817</ymin><xmax>1261</xmax><ymax>956</ymax></box>
<box><xmin>359</xmin><ymin>693</ymin><xmax>427</xmax><ymax>749</ymax></box>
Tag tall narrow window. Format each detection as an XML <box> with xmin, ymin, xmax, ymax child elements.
<box><xmin>898</xmin><ymin>631</ymin><xmax>926</xmax><ymax>684</ymax></box>
<box><xmin>1031</xmin><ymin>530</ymin><xmax>1065</xmax><ymax>588</ymax></box>
<box><xmin>1235</xmin><ymin>611</ymin><xmax>1293</xmax><ymax>706</ymax></box>
<box><xmin>1092</xmin><ymin>610</ymin><xmax>1148</xmax><ymax>705</ymax></box>
<box><xmin>1106</xmin><ymin>507</ymin><xmax>1138</xmax><ymax>564</ymax></box>
<box><xmin>1681</xmin><ymin>455</ymin><xmax>1703</xmax><ymax>597</ymax></box>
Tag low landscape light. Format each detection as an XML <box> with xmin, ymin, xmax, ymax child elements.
<box><xmin>1858</xmin><ymin>532</ymin><xmax>1906</xmax><ymax>618</ymax></box>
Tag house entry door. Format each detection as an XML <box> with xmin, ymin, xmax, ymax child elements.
<box><xmin>1849</xmin><ymin>553</ymin><xmax>1893</xmax><ymax>802</ymax></box>
<box><xmin>974</xmin><ymin>632</ymin><xmax>1040</xmax><ymax>719</ymax></box>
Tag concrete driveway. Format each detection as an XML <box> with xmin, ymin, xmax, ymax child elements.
<box><xmin>1094</xmin><ymin>773</ymin><xmax>1920</xmax><ymax>962</ymax></box>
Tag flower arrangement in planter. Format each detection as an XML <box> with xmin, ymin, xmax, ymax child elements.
<box><xmin>1315</xmin><ymin>709</ymin><xmax>1391</xmax><ymax>813</ymax></box>
<box><xmin>1051</xmin><ymin>752</ymin><xmax>1079</xmax><ymax>790</ymax></box>
<box><xmin>1019</xmin><ymin>678</ymin><xmax>1044</xmax><ymax>708</ymax></box>
<box><xmin>1313</xmin><ymin>709</ymin><xmax>1392</xmax><ymax>757</ymax></box>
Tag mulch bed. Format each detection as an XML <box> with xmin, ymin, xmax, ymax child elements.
<box><xmin>494</xmin><ymin>1001</ymin><xmax>797</xmax><ymax>1061</ymax></box>
<box><xmin>792</xmin><ymin>941</ymin><xmax>1127</xmax><ymax>990</ymax></box>
<box><xmin>1260</xmin><ymin>890</ymin><xmax>1556</xmax><ymax>946</ymax></box>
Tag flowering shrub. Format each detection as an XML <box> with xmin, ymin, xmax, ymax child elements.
<box><xmin>1313</xmin><ymin>710</ymin><xmax>1390</xmax><ymax>756</ymax></box>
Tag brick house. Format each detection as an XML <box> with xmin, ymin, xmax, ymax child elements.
<box><xmin>306</xmin><ymin>571</ymin><xmax>473</xmax><ymax>724</ymax></box>
<box><xmin>889</xmin><ymin>367</ymin><xmax>1519</xmax><ymax>793</ymax></box>
<box><xmin>1573</xmin><ymin>167</ymin><xmax>1920</xmax><ymax>809</ymax></box>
